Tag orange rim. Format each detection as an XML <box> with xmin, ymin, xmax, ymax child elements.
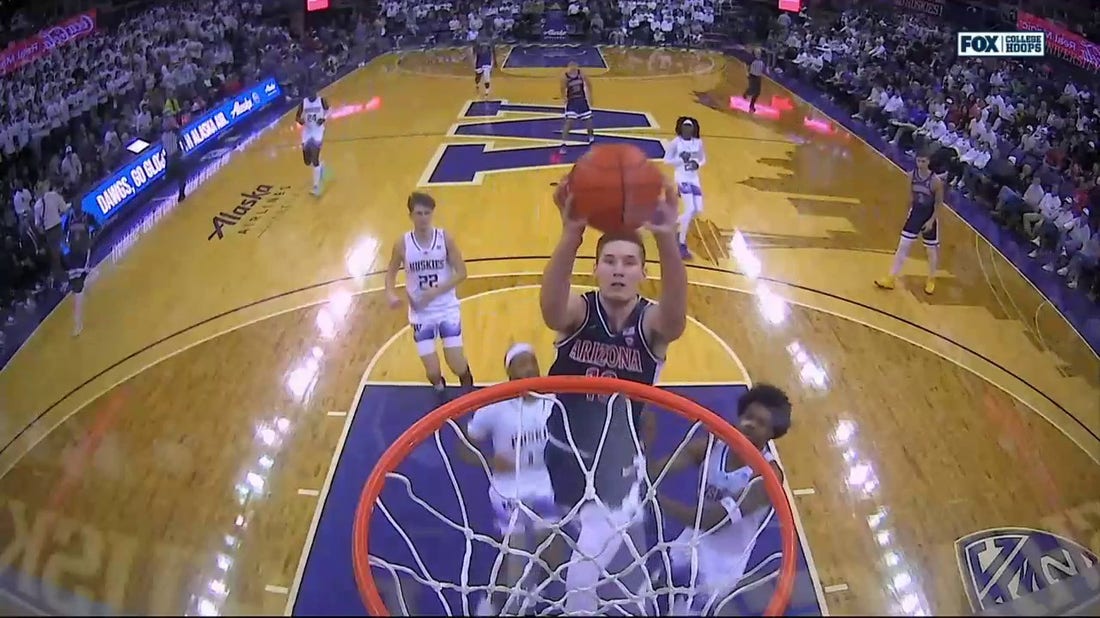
<box><xmin>352</xmin><ymin>376</ymin><xmax>797</xmax><ymax>616</ymax></box>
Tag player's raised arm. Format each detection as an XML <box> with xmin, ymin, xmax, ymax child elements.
<box><xmin>648</xmin><ymin>437</ymin><xmax>709</xmax><ymax>478</ymax></box>
<box><xmin>642</xmin><ymin>181</ymin><xmax>688</xmax><ymax>343</ymax></box>
<box><xmin>540</xmin><ymin>180</ymin><xmax>588</xmax><ymax>333</ymax></box>
<box><xmin>384</xmin><ymin>236</ymin><xmax>404</xmax><ymax>308</ymax></box>
<box><xmin>658</xmin><ymin>461</ymin><xmax>784</xmax><ymax>531</ymax></box>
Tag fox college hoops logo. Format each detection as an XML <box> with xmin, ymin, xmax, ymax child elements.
<box><xmin>955</xmin><ymin>527</ymin><xmax>1097</xmax><ymax>612</ymax></box>
<box><xmin>957</xmin><ymin>32</ymin><xmax>1045</xmax><ymax>57</ymax></box>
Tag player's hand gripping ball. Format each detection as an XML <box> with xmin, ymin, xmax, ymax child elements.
<box><xmin>562</xmin><ymin>144</ymin><xmax>667</xmax><ymax>234</ymax></box>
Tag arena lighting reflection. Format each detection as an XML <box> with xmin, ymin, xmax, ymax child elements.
<box><xmin>729</xmin><ymin>95</ymin><xmax>849</xmax><ymax>139</ymax></box>
<box><xmin>727</xmin><ymin>229</ymin><xmax>831</xmax><ymax>390</ymax></box>
<box><xmin>723</xmin><ymin>228</ymin><xmax>937</xmax><ymax>611</ymax></box>
<box><xmin>287</xmin><ymin>96</ymin><xmax>382</xmax><ymax>135</ymax></box>
<box><xmin>191</xmin><ymin>286</ymin><xmax>357</xmax><ymax>615</ymax></box>
<box><xmin>830</xmin><ymin>417</ymin><xmax>932</xmax><ymax>615</ymax></box>
<box><xmin>346</xmin><ymin>236</ymin><xmax>382</xmax><ymax>278</ymax></box>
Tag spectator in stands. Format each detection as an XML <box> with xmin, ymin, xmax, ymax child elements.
<box><xmin>762</xmin><ymin>2</ymin><xmax>1100</xmax><ymax>305</ymax></box>
<box><xmin>0</xmin><ymin>0</ymin><xmax>373</xmax><ymax>349</ymax></box>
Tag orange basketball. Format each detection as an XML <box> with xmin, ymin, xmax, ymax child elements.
<box><xmin>566</xmin><ymin>144</ymin><xmax>665</xmax><ymax>233</ymax></box>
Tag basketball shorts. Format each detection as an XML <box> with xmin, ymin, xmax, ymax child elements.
<box><xmin>564</xmin><ymin>98</ymin><xmax>592</xmax><ymax>120</ymax></box>
<box><xmin>410</xmin><ymin>308</ymin><xmax>463</xmax><ymax>356</ymax></box>
<box><xmin>63</xmin><ymin>250</ymin><xmax>90</xmax><ymax>292</ymax></box>
<box><xmin>301</xmin><ymin>128</ymin><xmax>324</xmax><ymax>148</ymax></box>
<box><xmin>901</xmin><ymin>205</ymin><xmax>939</xmax><ymax>246</ymax></box>
<box><xmin>744</xmin><ymin>74</ymin><xmax>762</xmax><ymax>98</ymax></box>
<box><xmin>677</xmin><ymin>181</ymin><xmax>703</xmax><ymax>198</ymax></box>
<box><xmin>489</xmin><ymin>483</ymin><xmax>559</xmax><ymax>537</ymax></box>
<box><xmin>476</xmin><ymin>65</ymin><xmax>491</xmax><ymax>81</ymax></box>
<box><xmin>67</xmin><ymin>268</ymin><xmax>89</xmax><ymax>293</ymax></box>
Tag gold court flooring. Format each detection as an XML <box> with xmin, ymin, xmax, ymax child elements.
<box><xmin>0</xmin><ymin>46</ymin><xmax>1097</xmax><ymax>615</ymax></box>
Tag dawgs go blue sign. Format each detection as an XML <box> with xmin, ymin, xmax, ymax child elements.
<box><xmin>81</xmin><ymin>78</ymin><xmax>283</xmax><ymax>224</ymax></box>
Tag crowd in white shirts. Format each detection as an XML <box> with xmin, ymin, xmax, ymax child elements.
<box><xmin>371</xmin><ymin>0</ymin><xmax>715</xmax><ymax>47</ymax></box>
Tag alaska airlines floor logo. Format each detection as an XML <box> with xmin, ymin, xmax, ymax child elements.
<box><xmin>207</xmin><ymin>184</ymin><xmax>295</xmax><ymax>240</ymax></box>
<box><xmin>956</xmin><ymin>527</ymin><xmax>1098</xmax><ymax>613</ymax></box>
<box><xmin>420</xmin><ymin>100</ymin><xmax>665</xmax><ymax>186</ymax></box>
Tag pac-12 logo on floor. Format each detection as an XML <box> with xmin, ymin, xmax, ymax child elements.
<box><xmin>955</xmin><ymin>527</ymin><xmax>1097</xmax><ymax>612</ymax></box>
<box><xmin>420</xmin><ymin>100</ymin><xmax>665</xmax><ymax>186</ymax></box>
<box><xmin>957</xmin><ymin>32</ymin><xmax>1045</xmax><ymax>57</ymax></box>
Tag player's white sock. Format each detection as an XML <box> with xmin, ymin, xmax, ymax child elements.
<box><xmin>72</xmin><ymin>292</ymin><xmax>84</xmax><ymax>337</ymax></box>
<box><xmin>678</xmin><ymin>197</ymin><xmax>700</xmax><ymax>244</ymax></box>
<box><xmin>564</xmin><ymin>503</ymin><xmax>623</xmax><ymax>613</ymax></box>
<box><xmin>312</xmin><ymin>164</ymin><xmax>322</xmax><ymax>188</ymax></box>
<box><xmin>678</xmin><ymin>210</ymin><xmax>691</xmax><ymax>244</ymax></box>
<box><xmin>926</xmin><ymin>244</ymin><xmax>939</xmax><ymax>277</ymax></box>
<box><xmin>889</xmin><ymin>238</ymin><xmax>914</xmax><ymax>277</ymax></box>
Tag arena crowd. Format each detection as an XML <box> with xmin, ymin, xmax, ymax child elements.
<box><xmin>2</xmin><ymin>0</ymin><xmax>1098</xmax><ymax>354</ymax></box>
<box><xmin>0</xmin><ymin>0</ymin><xmax>371</xmax><ymax>349</ymax></box>
<box><xmin>751</xmin><ymin>2</ymin><xmax>1100</xmax><ymax>301</ymax></box>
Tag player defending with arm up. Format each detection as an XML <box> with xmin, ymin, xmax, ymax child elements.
<box><xmin>648</xmin><ymin>384</ymin><xmax>793</xmax><ymax>615</ymax></box>
<box><xmin>538</xmin><ymin>175</ymin><xmax>688</xmax><ymax>613</ymax></box>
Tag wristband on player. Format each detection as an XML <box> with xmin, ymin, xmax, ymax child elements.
<box><xmin>719</xmin><ymin>496</ymin><xmax>743</xmax><ymax>524</ymax></box>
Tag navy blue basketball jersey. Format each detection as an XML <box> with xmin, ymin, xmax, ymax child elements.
<box><xmin>547</xmin><ymin>291</ymin><xmax>662</xmax><ymax>455</ymax></box>
<box><xmin>901</xmin><ymin>169</ymin><xmax>939</xmax><ymax>243</ymax></box>
<box><xmin>911</xmin><ymin>170</ymin><xmax>935</xmax><ymax>211</ymax></box>
<box><xmin>564</xmin><ymin>70</ymin><xmax>588</xmax><ymax>102</ymax></box>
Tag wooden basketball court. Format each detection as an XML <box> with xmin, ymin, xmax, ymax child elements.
<box><xmin>0</xmin><ymin>45</ymin><xmax>1097</xmax><ymax>616</ymax></box>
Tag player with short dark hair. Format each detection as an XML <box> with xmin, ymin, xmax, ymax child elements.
<box><xmin>559</xmin><ymin>61</ymin><xmax>594</xmax><ymax>154</ymax></box>
<box><xmin>538</xmin><ymin>175</ymin><xmax>686</xmax><ymax>612</ymax></box>
<box><xmin>296</xmin><ymin>83</ymin><xmax>330</xmax><ymax>196</ymax></box>
<box><xmin>875</xmin><ymin>148</ymin><xmax>943</xmax><ymax>295</ymax></box>
<box><xmin>61</xmin><ymin>205</ymin><xmax>95</xmax><ymax>337</ymax></box>
<box><xmin>474</xmin><ymin>42</ymin><xmax>495</xmax><ymax>99</ymax></box>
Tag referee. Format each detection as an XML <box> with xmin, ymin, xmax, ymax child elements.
<box><xmin>161</xmin><ymin>117</ymin><xmax>186</xmax><ymax>202</ymax></box>
<box><xmin>744</xmin><ymin>48</ymin><xmax>766</xmax><ymax>114</ymax></box>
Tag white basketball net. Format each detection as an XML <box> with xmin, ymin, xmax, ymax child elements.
<box><xmin>366</xmin><ymin>392</ymin><xmax>781</xmax><ymax>616</ymax></box>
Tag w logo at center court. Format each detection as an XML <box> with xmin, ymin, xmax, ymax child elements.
<box><xmin>419</xmin><ymin>100</ymin><xmax>665</xmax><ymax>186</ymax></box>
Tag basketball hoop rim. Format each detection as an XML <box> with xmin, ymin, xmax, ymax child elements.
<box><xmin>352</xmin><ymin>375</ymin><xmax>797</xmax><ymax>616</ymax></box>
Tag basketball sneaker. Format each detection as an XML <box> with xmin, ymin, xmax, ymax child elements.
<box><xmin>924</xmin><ymin>277</ymin><xmax>935</xmax><ymax>295</ymax></box>
<box><xmin>874</xmin><ymin>276</ymin><xmax>896</xmax><ymax>290</ymax></box>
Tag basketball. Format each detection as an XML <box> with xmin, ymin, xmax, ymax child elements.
<box><xmin>565</xmin><ymin>144</ymin><xmax>665</xmax><ymax>233</ymax></box>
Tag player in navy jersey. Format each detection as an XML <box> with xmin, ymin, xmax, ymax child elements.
<box><xmin>61</xmin><ymin>206</ymin><xmax>95</xmax><ymax>337</ymax></box>
<box><xmin>474</xmin><ymin>42</ymin><xmax>494</xmax><ymax>99</ymax></box>
<box><xmin>559</xmin><ymin>61</ymin><xmax>594</xmax><ymax>154</ymax></box>
<box><xmin>875</xmin><ymin>148</ymin><xmax>943</xmax><ymax>295</ymax></box>
<box><xmin>539</xmin><ymin>174</ymin><xmax>687</xmax><ymax>612</ymax></box>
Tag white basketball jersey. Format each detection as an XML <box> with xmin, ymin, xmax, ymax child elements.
<box><xmin>674</xmin><ymin>441</ymin><xmax>776</xmax><ymax>595</ymax></box>
<box><xmin>404</xmin><ymin>229</ymin><xmax>460</xmax><ymax>320</ymax></box>
<box><xmin>466</xmin><ymin>395</ymin><xmax>554</xmax><ymax>499</ymax></box>
<box><xmin>668</xmin><ymin>136</ymin><xmax>704</xmax><ymax>185</ymax></box>
<box><xmin>301</xmin><ymin>96</ymin><xmax>325</xmax><ymax>141</ymax></box>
